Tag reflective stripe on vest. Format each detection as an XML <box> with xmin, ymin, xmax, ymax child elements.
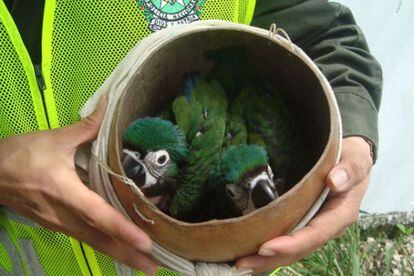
<box><xmin>1</xmin><ymin>209</ymin><xmax>44</xmax><ymax>275</ymax></box>
<box><xmin>0</xmin><ymin>1</ymin><xmax>256</xmax><ymax>274</ymax></box>
<box><xmin>0</xmin><ymin>225</ymin><xmax>25</xmax><ymax>275</ymax></box>
<box><xmin>0</xmin><ymin>207</ymin><xmax>89</xmax><ymax>275</ymax></box>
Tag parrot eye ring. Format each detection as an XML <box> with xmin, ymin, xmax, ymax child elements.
<box><xmin>154</xmin><ymin>150</ymin><xmax>170</xmax><ymax>167</ymax></box>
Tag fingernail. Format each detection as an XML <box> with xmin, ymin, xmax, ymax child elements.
<box><xmin>237</xmin><ymin>267</ymin><xmax>254</xmax><ymax>274</ymax></box>
<box><xmin>258</xmin><ymin>247</ymin><xmax>276</xmax><ymax>257</ymax></box>
<box><xmin>145</xmin><ymin>266</ymin><xmax>157</xmax><ymax>276</ymax></box>
<box><xmin>331</xmin><ymin>169</ymin><xmax>349</xmax><ymax>190</ymax></box>
<box><xmin>236</xmin><ymin>256</ymin><xmax>263</xmax><ymax>270</ymax></box>
<box><xmin>237</xmin><ymin>260</ymin><xmax>252</xmax><ymax>269</ymax></box>
<box><xmin>134</xmin><ymin>240</ymin><xmax>152</xmax><ymax>255</ymax></box>
<box><xmin>136</xmin><ymin>260</ymin><xmax>157</xmax><ymax>276</ymax></box>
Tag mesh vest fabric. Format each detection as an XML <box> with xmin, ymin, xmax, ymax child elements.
<box><xmin>0</xmin><ymin>1</ymin><xmax>48</xmax><ymax>139</ymax></box>
<box><xmin>0</xmin><ymin>0</ymin><xmax>256</xmax><ymax>275</ymax></box>
<box><xmin>0</xmin><ymin>208</ymin><xmax>89</xmax><ymax>275</ymax></box>
<box><xmin>46</xmin><ymin>0</ymin><xmax>255</xmax><ymax>129</ymax></box>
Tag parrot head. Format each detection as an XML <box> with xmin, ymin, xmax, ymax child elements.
<box><xmin>122</xmin><ymin>117</ymin><xmax>188</xmax><ymax>205</ymax></box>
<box><xmin>216</xmin><ymin>145</ymin><xmax>279</xmax><ymax>216</ymax></box>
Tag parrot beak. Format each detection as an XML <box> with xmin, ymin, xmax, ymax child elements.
<box><xmin>251</xmin><ymin>179</ymin><xmax>278</xmax><ymax>209</ymax></box>
<box><xmin>240</xmin><ymin>169</ymin><xmax>279</xmax><ymax>215</ymax></box>
<box><xmin>122</xmin><ymin>149</ymin><xmax>163</xmax><ymax>189</ymax></box>
<box><xmin>122</xmin><ymin>150</ymin><xmax>147</xmax><ymax>188</ymax></box>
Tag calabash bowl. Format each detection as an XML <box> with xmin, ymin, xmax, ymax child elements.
<box><xmin>107</xmin><ymin>21</ymin><xmax>341</xmax><ymax>262</ymax></box>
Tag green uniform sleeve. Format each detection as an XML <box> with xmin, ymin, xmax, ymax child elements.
<box><xmin>252</xmin><ymin>0</ymin><xmax>383</xmax><ymax>161</ymax></box>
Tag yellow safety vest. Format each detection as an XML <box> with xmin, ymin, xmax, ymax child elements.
<box><xmin>0</xmin><ymin>0</ymin><xmax>256</xmax><ymax>274</ymax></box>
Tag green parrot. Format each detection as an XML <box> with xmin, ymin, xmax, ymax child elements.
<box><xmin>224</xmin><ymin>86</ymin><xmax>249</xmax><ymax>147</ymax></box>
<box><xmin>207</xmin><ymin>44</ymin><xmax>307</xmax><ymax>190</ymax></box>
<box><xmin>205</xmin><ymin>46</ymin><xmax>250</xmax><ymax>147</ymax></box>
<box><xmin>205</xmin><ymin>144</ymin><xmax>279</xmax><ymax>219</ymax></box>
<box><xmin>239</xmin><ymin>81</ymin><xmax>307</xmax><ymax>188</ymax></box>
<box><xmin>122</xmin><ymin>117</ymin><xmax>189</xmax><ymax>212</ymax></box>
<box><xmin>122</xmin><ymin>47</ymin><xmax>306</xmax><ymax>220</ymax></box>
<box><xmin>169</xmin><ymin>73</ymin><xmax>228</xmax><ymax>220</ymax></box>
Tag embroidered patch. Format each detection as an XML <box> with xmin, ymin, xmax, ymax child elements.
<box><xmin>137</xmin><ymin>0</ymin><xmax>206</xmax><ymax>32</ymax></box>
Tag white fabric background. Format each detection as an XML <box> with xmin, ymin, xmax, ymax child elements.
<box><xmin>336</xmin><ymin>0</ymin><xmax>414</xmax><ymax>213</ymax></box>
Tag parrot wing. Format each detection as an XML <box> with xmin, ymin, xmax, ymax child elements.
<box><xmin>224</xmin><ymin>87</ymin><xmax>250</xmax><ymax>147</ymax></box>
<box><xmin>172</xmin><ymin>72</ymin><xmax>204</xmax><ymax>141</ymax></box>
<box><xmin>242</xmin><ymin>81</ymin><xmax>307</xmax><ymax>181</ymax></box>
<box><xmin>170</xmin><ymin>78</ymin><xmax>228</xmax><ymax>220</ymax></box>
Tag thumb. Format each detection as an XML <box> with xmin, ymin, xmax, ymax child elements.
<box><xmin>59</xmin><ymin>94</ymin><xmax>108</xmax><ymax>147</ymax></box>
<box><xmin>326</xmin><ymin>137</ymin><xmax>373</xmax><ymax>193</ymax></box>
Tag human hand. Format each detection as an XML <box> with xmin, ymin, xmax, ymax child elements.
<box><xmin>236</xmin><ymin>137</ymin><xmax>373</xmax><ymax>273</ymax></box>
<box><xmin>0</xmin><ymin>96</ymin><xmax>157</xmax><ymax>275</ymax></box>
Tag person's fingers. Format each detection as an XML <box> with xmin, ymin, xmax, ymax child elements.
<box><xmin>326</xmin><ymin>137</ymin><xmax>373</xmax><ymax>193</ymax></box>
<box><xmin>236</xmin><ymin>176</ymin><xmax>369</xmax><ymax>273</ymax></box>
<box><xmin>236</xmin><ymin>217</ymin><xmax>350</xmax><ymax>272</ymax></box>
<box><xmin>90</xmin><ymin>240</ymin><xmax>157</xmax><ymax>275</ymax></box>
<box><xmin>56</xmin><ymin>94</ymin><xmax>108</xmax><ymax>149</ymax></box>
<box><xmin>58</xmin><ymin>172</ymin><xmax>152</xmax><ymax>255</ymax></box>
<box><xmin>75</xmin><ymin>224</ymin><xmax>157</xmax><ymax>275</ymax></box>
<box><xmin>9</xmin><ymin>172</ymin><xmax>153</xmax><ymax>258</ymax></box>
<box><xmin>15</xmin><ymin>203</ymin><xmax>157</xmax><ymax>275</ymax></box>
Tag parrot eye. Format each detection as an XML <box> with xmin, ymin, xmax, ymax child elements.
<box><xmin>158</xmin><ymin>155</ymin><xmax>167</xmax><ymax>165</ymax></box>
<box><xmin>154</xmin><ymin>150</ymin><xmax>170</xmax><ymax>167</ymax></box>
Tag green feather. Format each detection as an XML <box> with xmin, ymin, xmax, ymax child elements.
<box><xmin>217</xmin><ymin>144</ymin><xmax>268</xmax><ymax>184</ymax></box>
<box><xmin>172</xmin><ymin>93</ymin><xmax>203</xmax><ymax>141</ymax></box>
<box><xmin>240</xmin><ymin>81</ymin><xmax>306</xmax><ymax>176</ymax></box>
<box><xmin>172</xmin><ymin>72</ymin><xmax>205</xmax><ymax>141</ymax></box>
<box><xmin>170</xmin><ymin>78</ymin><xmax>228</xmax><ymax>220</ymax></box>
<box><xmin>225</xmin><ymin>87</ymin><xmax>249</xmax><ymax>147</ymax></box>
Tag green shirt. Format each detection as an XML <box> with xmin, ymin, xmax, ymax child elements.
<box><xmin>253</xmin><ymin>0</ymin><xmax>382</xmax><ymax>160</ymax></box>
